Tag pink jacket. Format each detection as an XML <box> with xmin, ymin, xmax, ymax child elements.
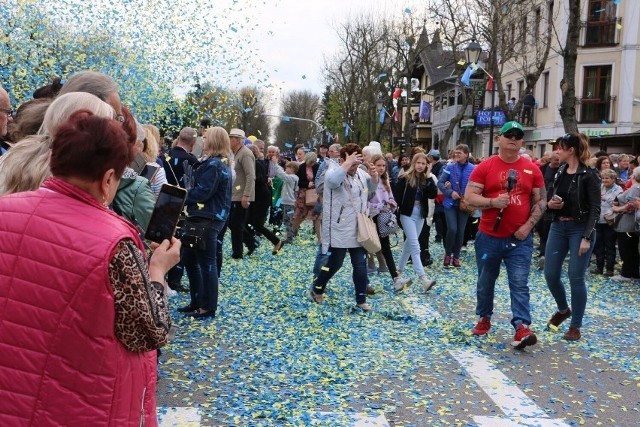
<box><xmin>0</xmin><ymin>178</ymin><xmax>158</xmax><ymax>426</ymax></box>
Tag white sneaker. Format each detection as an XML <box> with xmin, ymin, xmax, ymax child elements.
<box><xmin>611</xmin><ymin>274</ymin><xmax>633</xmax><ymax>281</ymax></box>
<box><xmin>420</xmin><ymin>276</ymin><xmax>436</xmax><ymax>292</ymax></box>
<box><xmin>393</xmin><ymin>276</ymin><xmax>411</xmax><ymax>292</ymax></box>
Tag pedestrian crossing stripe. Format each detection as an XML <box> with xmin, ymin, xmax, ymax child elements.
<box><xmin>157</xmin><ymin>408</ymin><xmax>389</xmax><ymax>426</ymax></box>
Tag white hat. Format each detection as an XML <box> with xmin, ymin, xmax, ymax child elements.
<box><xmin>229</xmin><ymin>128</ymin><xmax>246</xmax><ymax>138</ymax></box>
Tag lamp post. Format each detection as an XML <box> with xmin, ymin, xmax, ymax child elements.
<box><xmin>465</xmin><ymin>38</ymin><xmax>496</xmax><ymax>155</ymax></box>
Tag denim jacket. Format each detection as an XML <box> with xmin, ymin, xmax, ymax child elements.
<box><xmin>185</xmin><ymin>155</ymin><xmax>232</xmax><ymax>222</ymax></box>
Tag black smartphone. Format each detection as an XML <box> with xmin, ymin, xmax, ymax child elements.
<box><xmin>145</xmin><ymin>184</ymin><xmax>187</xmax><ymax>244</ymax></box>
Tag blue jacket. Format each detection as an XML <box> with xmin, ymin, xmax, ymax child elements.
<box><xmin>437</xmin><ymin>161</ymin><xmax>475</xmax><ymax>209</ymax></box>
<box><xmin>185</xmin><ymin>155</ymin><xmax>232</xmax><ymax>222</ymax></box>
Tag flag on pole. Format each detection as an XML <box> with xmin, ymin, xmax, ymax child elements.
<box><xmin>460</xmin><ymin>65</ymin><xmax>473</xmax><ymax>86</ymax></box>
<box><xmin>419</xmin><ymin>100</ymin><xmax>431</xmax><ymax>121</ymax></box>
<box><xmin>379</xmin><ymin>107</ymin><xmax>387</xmax><ymax>124</ymax></box>
<box><xmin>392</xmin><ymin>109</ymin><xmax>399</xmax><ymax>122</ymax></box>
<box><xmin>486</xmin><ymin>75</ymin><xmax>494</xmax><ymax>91</ymax></box>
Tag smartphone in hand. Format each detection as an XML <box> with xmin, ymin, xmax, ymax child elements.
<box><xmin>145</xmin><ymin>184</ymin><xmax>187</xmax><ymax>244</ymax></box>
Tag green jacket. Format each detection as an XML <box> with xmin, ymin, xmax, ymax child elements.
<box><xmin>112</xmin><ymin>168</ymin><xmax>155</xmax><ymax>232</ymax></box>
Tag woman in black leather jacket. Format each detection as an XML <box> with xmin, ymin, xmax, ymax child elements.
<box><xmin>544</xmin><ymin>133</ymin><xmax>601</xmax><ymax>341</ymax></box>
<box><xmin>393</xmin><ymin>153</ymin><xmax>438</xmax><ymax>291</ymax></box>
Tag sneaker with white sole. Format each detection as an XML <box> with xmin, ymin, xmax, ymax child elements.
<box><xmin>393</xmin><ymin>276</ymin><xmax>411</xmax><ymax>292</ymax></box>
<box><xmin>511</xmin><ymin>323</ymin><xmax>537</xmax><ymax>350</ymax></box>
<box><xmin>420</xmin><ymin>276</ymin><xmax>436</xmax><ymax>292</ymax></box>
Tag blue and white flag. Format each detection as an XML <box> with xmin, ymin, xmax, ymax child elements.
<box><xmin>460</xmin><ymin>65</ymin><xmax>473</xmax><ymax>87</ymax></box>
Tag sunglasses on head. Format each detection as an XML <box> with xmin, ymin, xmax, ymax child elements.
<box><xmin>560</xmin><ymin>133</ymin><xmax>580</xmax><ymax>146</ymax></box>
<box><xmin>502</xmin><ymin>130</ymin><xmax>524</xmax><ymax>140</ymax></box>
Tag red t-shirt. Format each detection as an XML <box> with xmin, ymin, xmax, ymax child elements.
<box><xmin>469</xmin><ymin>155</ymin><xmax>545</xmax><ymax>238</ymax></box>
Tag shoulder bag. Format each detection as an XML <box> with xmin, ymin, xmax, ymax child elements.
<box><xmin>347</xmin><ymin>175</ymin><xmax>381</xmax><ymax>254</ymax></box>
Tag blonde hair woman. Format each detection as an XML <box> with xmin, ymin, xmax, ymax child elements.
<box><xmin>140</xmin><ymin>125</ymin><xmax>168</xmax><ymax>197</ymax></box>
<box><xmin>180</xmin><ymin>127</ymin><xmax>233</xmax><ymax>319</ymax></box>
<box><xmin>393</xmin><ymin>153</ymin><xmax>437</xmax><ymax>291</ymax></box>
<box><xmin>0</xmin><ymin>92</ymin><xmax>114</xmax><ymax>195</ymax></box>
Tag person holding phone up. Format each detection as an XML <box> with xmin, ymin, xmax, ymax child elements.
<box><xmin>0</xmin><ymin>111</ymin><xmax>181</xmax><ymax>425</ymax></box>
<box><xmin>544</xmin><ymin>133</ymin><xmax>601</xmax><ymax>341</ymax></box>
<box><xmin>180</xmin><ymin>127</ymin><xmax>233</xmax><ymax>319</ymax></box>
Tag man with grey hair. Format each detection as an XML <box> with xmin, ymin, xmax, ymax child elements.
<box><xmin>229</xmin><ymin>128</ymin><xmax>256</xmax><ymax>259</ymax></box>
<box><xmin>58</xmin><ymin>70</ymin><xmax>123</xmax><ymax>119</ymax></box>
<box><xmin>0</xmin><ymin>86</ymin><xmax>12</xmax><ymax>154</ymax></box>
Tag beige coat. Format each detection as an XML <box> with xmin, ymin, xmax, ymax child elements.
<box><xmin>232</xmin><ymin>145</ymin><xmax>256</xmax><ymax>201</ymax></box>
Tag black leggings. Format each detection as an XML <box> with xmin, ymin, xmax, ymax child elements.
<box><xmin>374</xmin><ymin>215</ymin><xmax>398</xmax><ymax>278</ymax></box>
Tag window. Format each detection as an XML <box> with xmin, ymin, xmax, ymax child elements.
<box><xmin>517</xmin><ymin>80</ymin><xmax>524</xmax><ymax>99</ymax></box>
<box><xmin>534</xmin><ymin>7</ymin><xmax>541</xmax><ymax>42</ymax></box>
<box><xmin>542</xmin><ymin>72</ymin><xmax>549</xmax><ymax>108</ymax></box>
<box><xmin>506</xmin><ymin>83</ymin><xmax>512</xmax><ymax>100</ymax></box>
<box><xmin>585</xmin><ymin>0</ymin><xmax>618</xmax><ymax>46</ymax></box>
<box><xmin>581</xmin><ymin>65</ymin><xmax>612</xmax><ymax>123</ymax></box>
<box><xmin>448</xmin><ymin>90</ymin><xmax>456</xmax><ymax>107</ymax></box>
<box><xmin>521</xmin><ymin>15</ymin><xmax>528</xmax><ymax>50</ymax></box>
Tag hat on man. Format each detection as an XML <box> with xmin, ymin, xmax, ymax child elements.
<box><xmin>229</xmin><ymin>128</ymin><xmax>246</xmax><ymax>139</ymax></box>
<box><xmin>499</xmin><ymin>121</ymin><xmax>524</xmax><ymax>137</ymax></box>
<box><xmin>428</xmin><ymin>149</ymin><xmax>441</xmax><ymax>160</ymax></box>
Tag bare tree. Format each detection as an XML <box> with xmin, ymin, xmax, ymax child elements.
<box><xmin>323</xmin><ymin>12</ymin><xmax>394</xmax><ymax>144</ymax></box>
<box><xmin>274</xmin><ymin>91</ymin><xmax>321</xmax><ymax>149</ymax></box>
<box><xmin>557</xmin><ymin>0</ymin><xmax>580</xmax><ymax>133</ymax></box>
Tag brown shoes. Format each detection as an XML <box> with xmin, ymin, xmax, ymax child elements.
<box><xmin>563</xmin><ymin>327</ymin><xmax>581</xmax><ymax>341</ymax></box>
<box><xmin>547</xmin><ymin>308</ymin><xmax>572</xmax><ymax>330</ymax></box>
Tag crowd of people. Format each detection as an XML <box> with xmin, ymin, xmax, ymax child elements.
<box><xmin>0</xmin><ymin>71</ymin><xmax>639</xmax><ymax>424</ymax></box>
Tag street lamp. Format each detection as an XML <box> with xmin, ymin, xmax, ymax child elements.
<box><xmin>465</xmin><ymin>38</ymin><xmax>496</xmax><ymax>156</ymax></box>
<box><xmin>465</xmin><ymin>38</ymin><xmax>482</xmax><ymax>65</ymax></box>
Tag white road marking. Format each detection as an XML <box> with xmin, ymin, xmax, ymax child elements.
<box><xmin>402</xmin><ymin>295</ymin><xmax>441</xmax><ymax>321</ymax></box>
<box><xmin>450</xmin><ymin>349</ymin><xmax>569</xmax><ymax>426</ymax></box>
<box><xmin>157</xmin><ymin>407</ymin><xmax>201</xmax><ymax>426</ymax></box>
<box><xmin>473</xmin><ymin>415</ymin><xmax>571</xmax><ymax>427</ymax></box>
<box><xmin>316</xmin><ymin>411</ymin><xmax>390</xmax><ymax>426</ymax></box>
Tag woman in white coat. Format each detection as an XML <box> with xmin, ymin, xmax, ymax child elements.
<box><xmin>310</xmin><ymin>143</ymin><xmax>379</xmax><ymax>312</ymax></box>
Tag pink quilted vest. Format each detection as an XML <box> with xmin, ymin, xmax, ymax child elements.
<box><xmin>0</xmin><ymin>178</ymin><xmax>159</xmax><ymax>426</ymax></box>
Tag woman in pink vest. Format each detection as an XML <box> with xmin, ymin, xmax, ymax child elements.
<box><xmin>0</xmin><ymin>110</ymin><xmax>180</xmax><ymax>426</ymax></box>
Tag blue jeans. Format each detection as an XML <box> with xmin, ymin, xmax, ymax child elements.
<box><xmin>183</xmin><ymin>219</ymin><xmax>225</xmax><ymax>313</ymax></box>
<box><xmin>399</xmin><ymin>205</ymin><xmax>426</xmax><ymax>276</ymax></box>
<box><xmin>444</xmin><ymin>207</ymin><xmax>469</xmax><ymax>258</ymax></box>
<box><xmin>474</xmin><ymin>231</ymin><xmax>534</xmax><ymax>328</ymax></box>
<box><xmin>312</xmin><ymin>246</ymin><xmax>368</xmax><ymax>304</ymax></box>
<box><xmin>544</xmin><ymin>221</ymin><xmax>595</xmax><ymax>329</ymax></box>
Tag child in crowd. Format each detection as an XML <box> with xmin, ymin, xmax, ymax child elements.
<box><xmin>273</xmin><ymin>160</ymin><xmax>299</xmax><ymax>244</ymax></box>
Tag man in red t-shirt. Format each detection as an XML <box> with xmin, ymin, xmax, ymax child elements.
<box><xmin>464</xmin><ymin>121</ymin><xmax>547</xmax><ymax>350</ymax></box>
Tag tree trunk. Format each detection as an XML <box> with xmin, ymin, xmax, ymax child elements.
<box><xmin>559</xmin><ymin>0</ymin><xmax>581</xmax><ymax>133</ymax></box>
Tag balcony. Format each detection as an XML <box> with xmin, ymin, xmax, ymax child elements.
<box><xmin>581</xmin><ymin>17</ymin><xmax>621</xmax><ymax>47</ymax></box>
<box><xmin>577</xmin><ymin>96</ymin><xmax>616</xmax><ymax>123</ymax></box>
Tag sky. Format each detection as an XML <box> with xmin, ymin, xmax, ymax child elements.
<box><xmin>232</xmin><ymin>0</ymin><xmax>416</xmax><ymax>111</ymax></box>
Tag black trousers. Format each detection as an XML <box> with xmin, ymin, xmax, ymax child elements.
<box><xmin>617</xmin><ymin>231</ymin><xmax>639</xmax><ymax>278</ymax></box>
<box><xmin>229</xmin><ymin>202</ymin><xmax>255</xmax><ymax>258</ymax></box>
<box><xmin>373</xmin><ymin>215</ymin><xmax>398</xmax><ymax>278</ymax></box>
<box><xmin>249</xmin><ymin>200</ymin><xmax>280</xmax><ymax>245</ymax></box>
<box><xmin>594</xmin><ymin>223</ymin><xmax>617</xmax><ymax>271</ymax></box>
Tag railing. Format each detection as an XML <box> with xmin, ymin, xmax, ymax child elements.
<box><xmin>576</xmin><ymin>95</ymin><xmax>616</xmax><ymax>123</ymax></box>
<box><xmin>581</xmin><ymin>17</ymin><xmax>621</xmax><ymax>47</ymax></box>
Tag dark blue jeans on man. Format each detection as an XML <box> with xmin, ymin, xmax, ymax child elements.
<box><xmin>183</xmin><ymin>219</ymin><xmax>225</xmax><ymax>314</ymax></box>
<box><xmin>312</xmin><ymin>246</ymin><xmax>368</xmax><ymax>304</ymax></box>
<box><xmin>544</xmin><ymin>220</ymin><xmax>595</xmax><ymax>329</ymax></box>
<box><xmin>474</xmin><ymin>231</ymin><xmax>534</xmax><ymax>328</ymax></box>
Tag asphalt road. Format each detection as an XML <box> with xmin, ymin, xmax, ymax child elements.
<box><xmin>156</xmin><ymin>230</ymin><xmax>640</xmax><ymax>426</ymax></box>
